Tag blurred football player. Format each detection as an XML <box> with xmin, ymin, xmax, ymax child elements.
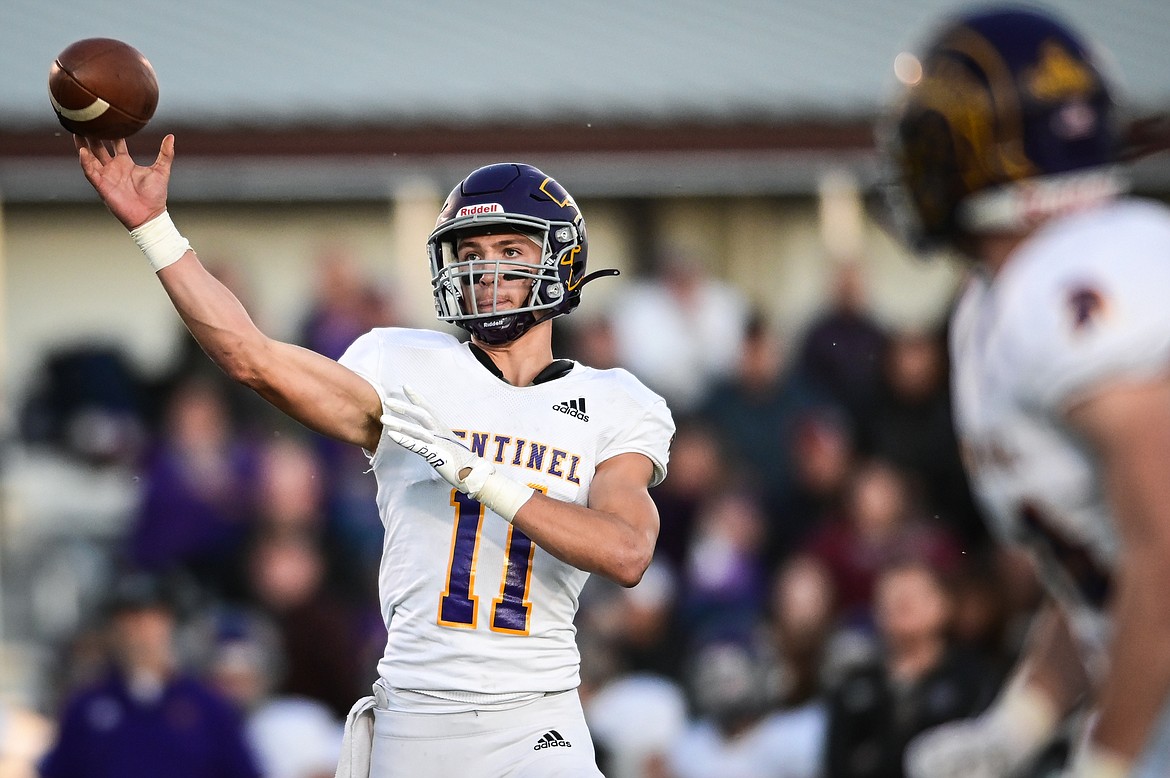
<box><xmin>73</xmin><ymin>135</ymin><xmax>672</xmax><ymax>777</ymax></box>
<box><xmin>881</xmin><ymin>6</ymin><xmax>1170</xmax><ymax>778</ymax></box>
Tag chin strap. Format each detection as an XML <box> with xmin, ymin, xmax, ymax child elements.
<box><xmin>576</xmin><ymin>268</ymin><xmax>620</xmax><ymax>289</ymax></box>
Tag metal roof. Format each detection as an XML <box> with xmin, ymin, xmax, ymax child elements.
<box><xmin>3</xmin><ymin>0</ymin><xmax>1169</xmax><ymax>202</ymax></box>
<box><xmin>5</xmin><ymin>0</ymin><xmax>1169</xmax><ymax>129</ymax></box>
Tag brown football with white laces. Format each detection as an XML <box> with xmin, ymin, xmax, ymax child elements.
<box><xmin>49</xmin><ymin>38</ymin><xmax>159</xmax><ymax>139</ymax></box>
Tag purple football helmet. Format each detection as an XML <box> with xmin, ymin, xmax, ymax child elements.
<box><xmin>881</xmin><ymin>6</ymin><xmax>1124</xmax><ymax>253</ymax></box>
<box><xmin>428</xmin><ymin>163</ymin><xmax>612</xmax><ymax>345</ymax></box>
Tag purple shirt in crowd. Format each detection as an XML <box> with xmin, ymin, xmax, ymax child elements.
<box><xmin>40</xmin><ymin>668</ymin><xmax>261</xmax><ymax>778</ymax></box>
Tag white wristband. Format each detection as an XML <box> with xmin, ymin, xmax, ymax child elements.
<box><xmin>465</xmin><ymin>468</ymin><xmax>534</xmax><ymax>524</ymax></box>
<box><xmin>129</xmin><ymin>210</ymin><xmax>191</xmax><ymax>272</ymax></box>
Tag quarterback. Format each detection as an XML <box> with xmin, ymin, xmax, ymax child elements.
<box><xmin>884</xmin><ymin>7</ymin><xmax>1170</xmax><ymax>778</ymax></box>
<box><xmin>73</xmin><ymin>139</ymin><xmax>672</xmax><ymax>778</ymax></box>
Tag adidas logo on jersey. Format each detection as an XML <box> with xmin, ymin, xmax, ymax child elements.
<box><xmin>552</xmin><ymin>397</ymin><xmax>589</xmax><ymax>422</ymax></box>
<box><xmin>533</xmin><ymin>730</ymin><xmax>572</xmax><ymax>750</ymax></box>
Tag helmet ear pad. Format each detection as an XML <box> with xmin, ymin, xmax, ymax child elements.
<box><xmin>882</xmin><ymin>7</ymin><xmax>1119</xmax><ymax>252</ymax></box>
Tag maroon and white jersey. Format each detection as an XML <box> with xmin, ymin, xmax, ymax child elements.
<box><xmin>950</xmin><ymin>198</ymin><xmax>1170</xmax><ymax>650</ymax></box>
<box><xmin>339</xmin><ymin>328</ymin><xmax>673</xmax><ymax>708</ymax></box>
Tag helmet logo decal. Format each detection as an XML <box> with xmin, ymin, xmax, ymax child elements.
<box><xmin>562</xmin><ymin>246</ymin><xmax>584</xmax><ymax>290</ymax></box>
<box><xmin>539</xmin><ymin>178</ymin><xmax>581</xmax><ymax>218</ymax></box>
<box><xmin>1026</xmin><ymin>41</ymin><xmax>1097</xmax><ymax>102</ymax></box>
<box><xmin>1066</xmin><ymin>285</ymin><xmax>1108</xmax><ymax>333</ymax></box>
<box><xmin>882</xmin><ymin>8</ymin><xmax>1118</xmax><ymax>253</ymax></box>
<box><xmin>456</xmin><ymin>203</ymin><xmax>504</xmax><ymax>218</ymax></box>
<box><xmin>538</xmin><ymin>178</ymin><xmax>586</xmax><ymax>290</ymax></box>
<box><xmin>947</xmin><ymin>30</ymin><xmax>1034</xmax><ymax>180</ymax></box>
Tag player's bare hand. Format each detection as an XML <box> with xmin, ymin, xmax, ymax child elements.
<box><xmin>75</xmin><ymin>134</ymin><xmax>175</xmax><ymax>230</ymax></box>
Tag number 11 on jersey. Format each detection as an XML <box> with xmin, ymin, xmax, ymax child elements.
<box><xmin>439</xmin><ymin>490</ymin><xmax>535</xmax><ymax>634</ymax></box>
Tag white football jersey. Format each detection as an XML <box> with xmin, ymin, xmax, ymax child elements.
<box><xmin>339</xmin><ymin>328</ymin><xmax>673</xmax><ymax>706</ymax></box>
<box><xmin>951</xmin><ymin>198</ymin><xmax>1170</xmax><ymax>648</ymax></box>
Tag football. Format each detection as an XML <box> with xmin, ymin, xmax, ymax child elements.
<box><xmin>48</xmin><ymin>38</ymin><xmax>159</xmax><ymax>139</ymax></box>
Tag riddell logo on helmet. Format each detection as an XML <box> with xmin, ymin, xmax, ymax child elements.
<box><xmin>457</xmin><ymin>203</ymin><xmax>503</xmax><ymax>218</ymax></box>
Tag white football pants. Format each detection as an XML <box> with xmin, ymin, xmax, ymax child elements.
<box><xmin>368</xmin><ymin>689</ymin><xmax>603</xmax><ymax>777</ymax></box>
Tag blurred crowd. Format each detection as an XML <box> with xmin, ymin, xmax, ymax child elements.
<box><xmin>5</xmin><ymin>246</ymin><xmax>1051</xmax><ymax>777</ymax></box>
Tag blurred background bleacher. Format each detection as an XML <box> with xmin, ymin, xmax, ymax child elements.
<box><xmin>1</xmin><ymin>1</ymin><xmax>1169</xmax><ymax>776</ymax></box>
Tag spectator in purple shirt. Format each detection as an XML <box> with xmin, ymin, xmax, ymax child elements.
<box><xmin>39</xmin><ymin>571</ymin><xmax>260</xmax><ymax>778</ymax></box>
<box><xmin>125</xmin><ymin>376</ymin><xmax>258</xmax><ymax>595</ymax></box>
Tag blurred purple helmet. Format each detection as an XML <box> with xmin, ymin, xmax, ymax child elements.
<box><xmin>881</xmin><ymin>6</ymin><xmax>1123</xmax><ymax>253</ymax></box>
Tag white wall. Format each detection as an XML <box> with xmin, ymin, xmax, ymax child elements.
<box><xmin>4</xmin><ymin>202</ymin><xmax>398</xmax><ymax>407</ymax></box>
<box><xmin>654</xmin><ymin>196</ymin><xmax>962</xmax><ymax>343</ymax></box>
<box><xmin>2</xmin><ymin>195</ymin><xmax>962</xmax><ymax>414</ymax></box>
